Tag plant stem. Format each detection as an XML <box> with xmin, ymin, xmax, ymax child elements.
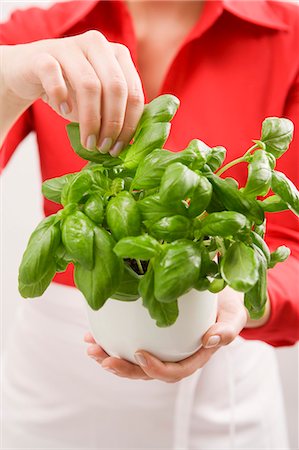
<box><xmin>216</xmin><ymin>143</ymin><xmax>258</xmax><ymax>176</ymax></box>
<box><xmin>136</xmin><ymin>259</ymin><xmax>144</xmax><ymax>274</ymax></box>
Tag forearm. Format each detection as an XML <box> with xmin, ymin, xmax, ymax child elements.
<box><xmin>0</xmin><ymin>46</ymin><xmax>32</xmax><ymax>147</ymax></box>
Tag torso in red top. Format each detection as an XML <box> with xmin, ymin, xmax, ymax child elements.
<box><xmin>1</xmin><ymin>0</ymin><xmax>299</xmax><ymax>345</ymax></box>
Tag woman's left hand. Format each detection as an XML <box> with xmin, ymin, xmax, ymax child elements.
<box><xmin>84</xmin><ymin>287</ymin><xmax>249</xmax><ymax>382</ymax></box>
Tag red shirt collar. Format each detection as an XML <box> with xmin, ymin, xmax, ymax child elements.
<box><xmin>223</xmin><ymin>0</ymin><xmax>289</xmax><ymax>31</ymax></box>
<box><xmin>51</xmin><ymin>0</ymin><xmax>289</xmax><ymax>39</ymax></box>
<box><xmin>176</xmin><ymin>0</ymin><xmax>289</xmax><ymax>46</ymax></box>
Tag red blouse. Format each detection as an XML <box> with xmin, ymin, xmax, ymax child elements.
<box><xmin>1</xmin><ymin>0</ymin><xmax>298</xmax><ymax>346</ymax></box>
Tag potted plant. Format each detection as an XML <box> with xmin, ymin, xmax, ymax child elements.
<box><xmin>18</xmin><ymin>94</ymin><xmax>299</xmax><ymax>363</ymax></box>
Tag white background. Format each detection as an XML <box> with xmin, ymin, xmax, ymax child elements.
<box><xmin>1</xmin><ymin>1</ymin><xmax>298</xmax><ymax>449</ymax></box>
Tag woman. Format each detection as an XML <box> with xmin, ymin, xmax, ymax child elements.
<box><xmin>1</xmin><ymin>0</ymin><xmax>298</xmax><ymax>448</ymax></box>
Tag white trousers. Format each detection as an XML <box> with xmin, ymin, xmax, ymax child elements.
<box><xmin>2</xmin><ymin>282</ymin><xmax>289</xmax><ymax>449</ymax></box>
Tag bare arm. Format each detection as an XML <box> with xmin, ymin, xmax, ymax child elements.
<box><xmin>0</xmin><ymin>47</ymin><xmax>32</xmax><ymax>146</ymax></box>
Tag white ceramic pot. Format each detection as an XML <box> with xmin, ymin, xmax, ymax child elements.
<box><xmin>86</xmin><ymin>289</ymin><xmax>218</xmax><ymax>363</ymax></box>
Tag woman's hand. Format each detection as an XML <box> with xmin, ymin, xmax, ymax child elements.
<box><xmin>1</xmin><ymin>31</ymin><xmax>144</xmax><ymax>154</ymax></box>
<box><xmin>84</xmin><ymin>287</ymin><xmax>249</xmax><ymax>382</ymax></box>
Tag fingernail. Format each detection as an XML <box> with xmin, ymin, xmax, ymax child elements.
<box><xmin>86</xmin><ymin>134</ymin><xmax>97</xmax><ymax>150</ymax></box>
<box><xmin>110</xmin><ymin>141</ymin><xmax>124</xmax><ymax>158</ymax></box>
<box><xmin>102</xmin><ymin>365</ymin><xmax>117</xmax><ymax>374</ymax></box>
<box><xmin>87</xmin><ymin>350</ymin><xmax>98</xmax><ymax>358</ymax></box>
<box><xmin>59</xmin><ymin>102</ymin><xmax>70</xmax><ymax>115</ymax></box>
<box><xmin>98</xmin><ymin>137</ymin><xmax>113</xmax><ymax>154</ymax></box>
<box><xmin>134</xmin><ymin>352</ymin><xmax>147</xmax><ymax>367</ymax></box>
<box><xmin>205</xmin><ymin>335</ymin><xmax>221</xmax><ymax>348</ymax></box>
<box><xmin>84</xmin><ymin>332</ymin><xmax>92</xmax><ymax>342</ymax></box>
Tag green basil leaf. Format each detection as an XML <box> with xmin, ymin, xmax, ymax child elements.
<box><xmin>132</xmin><ymin>149</ymin><xmax>180</xmax><ymax>190</ymax></box>
<box><xmin>206</xmin><ymin>146</ymin><xmax>226</xmax><ymax>172</ymax></box>
<box><xmin>18</xmin><ymin>265</ymin><xmax>57</xmax><ymax>299</ymax></box>
<box><xmin>159</xmin><ymin>162</ymin><xmax>200</xmax><ymax>204</ymax></box>
<box><xmin>208</xmin><ymin>278</ymin><xmax>226</xmax><ymax>293</ymax></box>
<box><xmin>113</xmin><ymin>234</ymin><xmax>162</xmax><ymax>260</ymax></box>
<box><xmin>18</xmin><ymin>215</ymin><xmax>60</xmax><ymax>298</ymax></box>
<box><xmin>258</xmin><ymin>195</ymin><xmax>288</xmax><ymax>213</ymax></box>
<box><xmin>199</xmin><ymin>245</ymin><xmax>218</xmax><ymax>277</ymax></box>
<box><xmin>133</xmin><ymin>94</ymin><xmax>180</xmax><ymax>138</ymax></box>
<box><xmin>244</xmin><ymin>244</ymin><xmax>268</xmax><ymax>319</ymax></box>
<box><xmin>106</xmin><ymin>191</ymin><xmax>141</xmax><ymax>241</ymax></box>
<box><xmin>111</xmin><ymin>264</ymin><xmax>141</xmax><ymax>301</ymax></box>
<box><xmin>187</xmin><ymin>175</ymin><xmax>213</xmax><ymax>218</ymax></box>
<box><xmin>148</xmin><ymin>215</ymin><xmax>192</xmax><ymax>241</ymax></box>
<box><xmin>206</xmin><ymin>190</ymin><xmax>226</xmax><ymax>213</ymax></box>
<box><xmin>260</xmin><ymin>117</ymin><xmax>294</xmax><ymax>158</ymax></box>
<box><xmin>124</xmin><ymin>122</ymin><xmax>171</xmax><ymax>170</ymax></box>
<box><xmin>220</xmin><ymin>241</ymin><xmax>259</xmax><ymax>292</ymax></box>
<box><xmin>271</xmin><ymin>171</ymin><xmax>299</xmax><ymax>216</ymax></box>
<box><xmin>131</xmin><ymin>138</ymin><xmax>209</xmax><ymax>190</ymax></box>
<box><xmin>139</xmin><ymin>266</ymin><xmax>179</xmax><ymax>327</ymax></box>
<box><xmin>154</xmin><ymin>240</ymin><xmax>201</xmax><ymax>303</ymax></box>
<box><xmin>184</xmin><ymin>139</ymin><xmax>210</xmax><ymax>170</ymax></box>
<box><xmin>67</xmin><ymin>122</ymin><xmax>119</xmax><ymax>163</ymax></box>
<box><xmin>83</xmin><ymin>193</ymin><xmax>105</xmax><ymax>225</ymax></box>
<box><xmin>269</xmin><ymin>245</ymin><xmax>291</xmax><ymax>269</ymax></box>
<box><xmin>194</xmin><ymin>278</ymin><xmax>211</xmax><ymax>291</ymax></box>
<box><xmin>250</xmin><ymin>230</ymin><xmax>271</xmax><ymax>267</ymax></box>
<box><xmin>224</xmin><ymin>177</ymin><xmax>239</xmax><ymax>190</ymax></box>
<box><xmin>253</xmin><ymin>221</ymin><xmax>266</xmax><ymax>238</ymax></box>
<box><xmin>109</xmin><ymin>177</ymin><xmax>125</xmax><ymax>196</ymax></box>
<box><xmin>62</xmin><ymin>211</ymin><xmax>94</xmax><ymax>270</ymax></box>
<box><xmin>42</xmin><ymin>173</ymin><xmax>75</xmax><ymax>204</ymax></box>
<box><xmin>200</xmin><ymin>211</ymin><xmax>247</xmax><ymax>237</ymax></box>
<box><xmin>74</xmin><ymin>227</ymin><xmax>123</xmax><ymax>310</ymax></box>
<box><xmin>207</xmin><ymin>173</ymin><xmax>264</xmax><ymax>224</ymax></box>
<box><xmin>88</xmin><ymin>166</ymin><xmax>111</xmax><ymax>191</ymax></box>
<box><xmin>243</xmin><ymin>150</ymin><xmax>272</xmax><ymax>198</ymax></box>
<box><xmin>62</xmin><ymin>171</ymin><xmax>92</xmax><ymax>205</ymax></box>
<box><xmin>54</xmin><ymin>244</ymin><xmax>72</xmax><ymax>272</ymax></box>
<box><xmin>265</xmin><ymin>152</ymin><xmax>276</xmax><ymax>170</ymax></box>
<box><xmin>138</xmin><ymin>194</ymin><xmax>188</xmax><ymax>224</ymax></box>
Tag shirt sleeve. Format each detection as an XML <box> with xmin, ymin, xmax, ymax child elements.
<box><xmin>240</xmin><ymin>68</ymin><xmax>299</xmax><ymax>347</ymax></box>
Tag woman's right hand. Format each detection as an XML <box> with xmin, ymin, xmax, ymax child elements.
<box><xmin>1</xmin><ymin>31</ymin><xmax>145</xmax><ymax>156</ymax></box>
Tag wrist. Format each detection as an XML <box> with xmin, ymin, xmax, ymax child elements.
<box><xmin>1</xmin><ymin>45</ymin><xmax>31</xmax><ymax>106</ymax></box>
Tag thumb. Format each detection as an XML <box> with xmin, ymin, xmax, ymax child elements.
<box><xmin>202</xmin><ymin>289</ymin><xmax>247</xmax><ymax>348</ymax></box>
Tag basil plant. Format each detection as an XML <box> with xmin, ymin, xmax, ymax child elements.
<box><xmin>18</xmin><ymin>94</ymin><xmax>299</xmax><ymax>327</ymax></box>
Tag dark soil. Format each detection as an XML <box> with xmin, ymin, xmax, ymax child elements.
<box><xmin>125</xmin><ymin>258</ymin><xmax>149</xmax><ymax>275</ymax></box>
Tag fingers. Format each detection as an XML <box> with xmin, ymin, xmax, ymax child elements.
<box><xmin>101</xmin><ymin>357</ymin><xmax>152</xmax><ymax>380</ymax></box>
<box><xmin>84</xmin><ymin>332</ymin><xmax>96</xmax><ymax>343</ymax></box>
<box><xmin>33</xmin><ymin>32</ymin><xmax>144</xmax><ymax>156</ymax></box>
<box><xmin>110</xmin><ymin>43</ymin><xmax>144</xmax><ymax>156</ymax></box>
<box><xmin>133</xmin><ymin>347</ymin><xmax>218</xmax><ymax>383</ymax></box>
<box><xmin>84</xmin><ymin>332</ymin><xmax>108</xmax><ymax>362</ymax></box>
<box><xmin>202</xmin><ymin>287</ymin><xmax>248</xmax><ymax>349</ymax></box>
<box><xmin>57</xmin><ymin>48</ymin><xmax>102</xmax><ymax>149</ymax></box>
<box><xmin>83</xmin><ymin>333</ymin><xmax>217</xmax><ymax>383</ymax></box>
<box><xmin>34</xmin><ymin>53</ymin><xmax>69</xmax><ymax>114</ymax></box>
<box><xmin>81</xmin><ymin>33</ymin><xmax>144</xmax><ymax>155</ymax></box>
<box><xmin>87</xmin><ymin>344</ymin><xmax>109</xmax><ymax>363</ymax></box>
<box><xmin>81</xmin><ymin>32</ymin><xmax>129</xmax><ymax>154</ymax></box>
<box><xmin>84</xmin><ymin>332</ymin><xmax>152</xmax><ymax>380</ymax></box>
